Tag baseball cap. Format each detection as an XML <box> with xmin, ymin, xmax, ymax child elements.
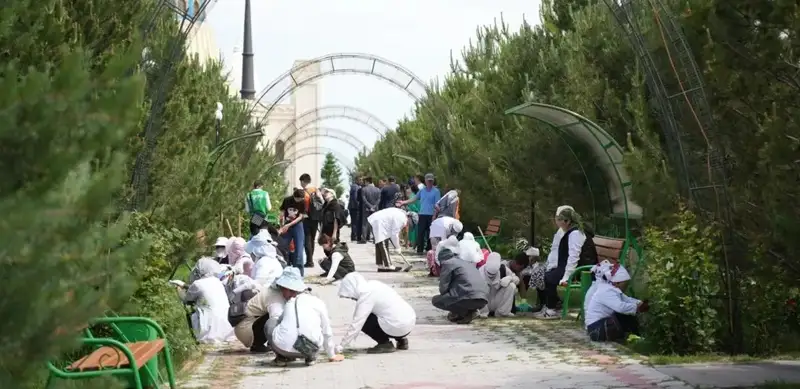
<box><xmin>424</xmin><ymin>173</ymin><xmax>434</xmax><ymax>181</ymax></box>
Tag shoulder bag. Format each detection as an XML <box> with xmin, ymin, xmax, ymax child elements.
<box><xmin>292</xmin><ymin>295</ymin><xmax>321</xmax><ymax>358</ymax></box>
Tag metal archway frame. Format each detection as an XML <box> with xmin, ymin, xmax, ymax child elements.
<box><xmin>249</xmin><ymin>53</ymin><xmax>428</xmax><ymax>120</ymax></box>
<box><xmin>283</xmin><ymin>127</ymin><xmax>370</xmax><ymax>154</ymax></box>
<box><xmin>284</xmin><ymin>146</ymin><xmax>355</xmax><ymax>172</ymax></box>
<box><xmin>276</xmin><ymin>105</ymin><xmax>390</xmax><ymax>143</ymax></box>
<box><xmin>505</xmin><ymin>102</ymin><xmax>644</xmax><ymax>271</ymax></box>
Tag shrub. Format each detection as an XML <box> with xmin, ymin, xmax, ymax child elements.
<box><xmin>643</xmin><ymin>207</ymin><xmax>720</xmax><ymax>354</ymax></box>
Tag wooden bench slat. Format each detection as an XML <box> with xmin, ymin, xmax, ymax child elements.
<box><xmin>597</xmin><ymin>246</ymin><xmax>622</xmax><ymax>261</ymax></box>
<box><xmin>593</xmin><ymin>236</ymin><xmax>625</xmax><ymax>249</ymax></box>
<box><xmin>487</xmin><ymin>219</ymin><xmax>502</xmax><ymax>227</ymax></box>
<box><xmin>67</xmin><ymin>339</ymin><xmax>165</xmax><ymax>371</ymax></box>
<box><xmin>485</xmin><ymin>227</ymin><xmax>501</xmax><ymax>235</ymax></box>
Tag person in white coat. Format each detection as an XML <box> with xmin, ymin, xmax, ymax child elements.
<box><xmin>367</xmin><ymin>207</ymin><xmax>411</xmax><ymax>272</ymax></box>
<box><xmin>233</xmin><ymin>267</ymin><xmax>298</xmax><ymax>353</ymax></box>
<box><xmin>429</xmin><ymin>216</ymin><xmax>463</xmax><ymax>250</ymax></box>
<box><xmin>227</xmin><ymin>237</ymin><xmax>255</xmax><ymax>278</ymax></box>
<box><xmin>270</xmin><ymin>270</ymin><xmax>345</xmax><ymax>366</ymax></box>
<box><xmin>247</xmin><ymin>229</ymin><xmax>284</xmax><ymax>287</ymax></box>
<box><xmin>584</xmin><ymin>260</ymin><xmax>648</xmax><ymax>342</ymax></box>
<box><xmin>457</xmin><ymin>232</ymin><xmax>483</xmax><ymax>265</ymax></box>
<box><xmin>335</xmin><ymin>273</ymin><xmax>416</xmax><ymax>353</ymax></box>
<box><xmin>179</xmin><ymin>257</ymin><xmax>234</xmax><ymax>344</ymax></box>
<box><xmin>479</xmin><ymin>253</ymin><xmax>520</xmax><ymax>317</ymax></box>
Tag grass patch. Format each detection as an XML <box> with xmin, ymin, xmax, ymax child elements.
<box><xmin>619</xmin><ymin>339</ymin><xmax>800</xmax><ymax>365</ymax></box>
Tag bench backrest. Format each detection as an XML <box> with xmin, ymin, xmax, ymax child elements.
<box><xmin>593</xmin><ymin>236</ymin><xmax>626</xmax><ymax>263</ymax></box>
<box><xmin>485</xmin><ymin>219</ymin><xmax>501</xmax><ymax>236</ymax></box>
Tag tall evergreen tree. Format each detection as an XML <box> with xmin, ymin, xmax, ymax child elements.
<box><xmin>320</xmin><ymin>152</ymin><xmax>345</xmax><ymax>197</ymax></box>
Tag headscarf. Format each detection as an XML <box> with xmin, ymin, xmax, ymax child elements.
<box><xmin>481</xmin><ymin>252</ymin><xmax>503</xmax><ymax>285</ymax></box>
<box><xmin>246</xmin><ymin>230</ymin><xmax>277</xmax><ymax>260</ymax></box>
<box><xmin>593</xmin><ymin>260</ymin><xmax>631</xmax><ymax>284</ymax></box>
<box><xmin>436</xmin><ymin>236</ymin><xmax>460</xmax><ymax>263</ymax></box>
<box><xmin>338</xmin><ymin>272</ymin><xmax>370</xmax><ymax>300</ymax></box>
<box><xmin>189</xmin><ymin>257</ymin><xmax>224</xmax><ymax>284</ymax></box>
<box><xmin>227</xmin><ymin>237</ymin><xmax>247</xmax><ymax>260</ymax></box>
<box><xmin>458</xmin><ymin>232</ymin><xmax>482</xmax><ymax>264</ymax></box>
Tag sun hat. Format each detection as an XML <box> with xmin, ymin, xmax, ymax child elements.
<box><xmin>276</xmin><ymin>268</ymin><xmax>307</xmax><ymax>292</ymax></box>
<box><xmin>214</xmin><ymin>237</ymin><xmax>229</xmax><ymax>247</ymax></box>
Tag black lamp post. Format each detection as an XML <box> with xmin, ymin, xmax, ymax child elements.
<box><xmin>214</xmin><ymin>102</ymin><xmax>223</xmax><ymax>145</ymax></box>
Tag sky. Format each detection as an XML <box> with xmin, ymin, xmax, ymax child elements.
<box><xmin>204</xmin><ymin>0</ymin><xmax>542</xmax><ymax>179</ymax></box>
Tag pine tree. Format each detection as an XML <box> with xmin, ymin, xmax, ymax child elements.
<box><xmin>320</xmin><ymin>152</ymin><xmax>345</xmax><ymax>197</ymax></box>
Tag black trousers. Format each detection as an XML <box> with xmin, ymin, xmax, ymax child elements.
<box><xmin>303</xmin><ymin>220</ymin><xmax>318</xmax><ymax>265</ymax></box>
<box><xmin>587</xmin><ymin>312</ymin><xmax>640</xmax><ymax>342</ymax></box>
<box><xmin>431</xmin><ymin>297</ymin><xmax>487</xmax><ymax>318</ymax></box>
<box><xmin>349</xmin><ymin>209</ymin><xmax>360</xmax><ymax>240</ymax></box>
<box><xmin>416</xmin><ymin>214</ymin><xmax>434</xmax><ymax>253</ymax></box>
<box><xmin>542</xmin><ymin>268</ymin><xmax>565</xmax><ymax>309</ymax></box>
<box><xmin>361</xmin><ymin>313</ymin><xmax>408</xmax><ymax>344</ymax></box>
<box><xmin>251</xmin><ymin>314</ymin><xmax>269</xmax><ymax>348</ymax></box>
<box><xmin>249</xmin><ymin>222</ymin><xmax>260</xmax><ymax>238</ymax></box>
<box><xmin>374</xmin><ymin>240</ymin><xmax>392</xmax><ymax>267</ymax></box>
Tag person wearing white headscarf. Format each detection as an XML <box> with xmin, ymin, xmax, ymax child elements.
<box><xmin>429</xmin><ymin>216</ymin><xmax>463</xmax><ymax>251</ymax></box>
<box><xmin>335</xmin><ymin>273</ymin><xmax>416</xmax><ymax>353</ymax></box>
<box><xmin>228</xmin><ymin>237</ymin><xmax>254</xmax><ymax>278</ymax></box>
<box><xmin>180</xmin><ymin>257</ymin><xmax>235</xmax><ymax>344</ymax></box>
<box><xmin>479</xmin><ymin>253</ymin><xmax>519</xmax><ymax>317</ymax></box>
<box><xmin>247</xmin><ymin>229</ymin><xmax>284</xmax><ymax>287</ymax></box>
<box><xmin>214</xmin><ymin>237</ymin><xmax>230</xmax><ymax>264</ymax></box>
<box><xmin>584</xmin><ymin>261</ymin><xmax>647</xmax><ymax>342</ymax></box>
<box><xmin>536</xmin><ymin>205</ymin><xmax>587</xmax><ymax>320</ymax></box>
<box><xmin>457</xmin><ymin>232</ymin><xmax>483</xmax><ymax>265</ymax></box>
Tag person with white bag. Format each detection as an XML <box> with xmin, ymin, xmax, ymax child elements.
<box><xmin>177</xmin><ymin>257</ymin><xmax>235</xmax><ymax>344</ymax></box>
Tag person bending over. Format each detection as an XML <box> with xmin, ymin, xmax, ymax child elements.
<box><xmin>232</xmin><ymin>267</ymin><xmax>298</xmax><ymax>353</ymax></box>
<box><xmin>317</xmin><ymin>234</ymin><xmax>355</xmax><ymax>285</ymax></box>
<box><xmin>431</xmin><ymin>237</ymin><xmax>489</xmax><ymax>324</ymax></box>
<box><xmin>335</xmin><ymin>273</ymin><xmax>416</xmax><ymax>354</ymax></box>
<box><xmin>584</xmin><ymin>261</ymin><xmax>647</xmax><ymax>342</ymax></box>
<box><xmin>367</xmin><ymin>207</ymin><xmax>411</xmax><ymax>272</ymax></box>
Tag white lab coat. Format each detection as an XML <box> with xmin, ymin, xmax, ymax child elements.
<box><xmin>479</xmin><ymin>259</ymin><xmax>519</xmax><ymax>317</ymax></box>
<box><xmin>458</xmin><ymin>233</ymin><xmax>483</xmax><ymax>264</ymax></box>
<box><xmin>545</xmin><ymin>228</ymin><xmax>586</xmax><ymax>284</ymax></box>
<box><xmin>367</xmin><ymin>208</ymin><xmax>407</xmax><ymax>245</ymax></box>
<box><xmin>584</xmin><ymin>283</ymin><xmax>640</xmax><ymax>328</ymax></box>
<box><xmin>337</xmin><ymin>273</ymin><xmax>416</xmax><ymax>348</ymax></box>
<box><xmin>271</xmin><ymin>293</ymin><xmax>337</xmax><ymax>358</ymax></box>
<box><xmin>429</xmin><ymin>216</ymin><xmax>462</xmax><ymax>240</ymax></box>
<box><xmin>184</xmin><ymin>277</ymin><xmax>235</xmax><ymax>343</ymax></box>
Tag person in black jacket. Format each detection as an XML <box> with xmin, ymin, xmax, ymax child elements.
<box><xmin>320</xmin><ymin>188</ymin><xmax>344</xmax><ymax>242</ymax></box>
<box><xmin>379</xmin><ymin>176</ymin><xmax>400</xmax><ymax>210</ymax></box>
<box><xmin>317</xmin><ymin>234</ymin><xmax>356</xmax><ymax>284</ymax></box>
<box><xmin>348</xmin><ymin>178</ymin><xmax>362</xmax><ymax>242</ymax></box>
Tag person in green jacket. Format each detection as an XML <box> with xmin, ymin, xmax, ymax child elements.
<box><xmin>245</xmin><ymin>181</ymin><xmax>271</xmax><ymax>238</ymax></box>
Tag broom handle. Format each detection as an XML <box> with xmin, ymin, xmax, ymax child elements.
<box><xmin>478</xmin><ymin>226</ymin><xmax>493</xmax><ymax>252</ymax></box>
<box><xmin>225</xmin><ymin>218</ymin><xmax>234</xmax><ymax>236</ymax></box>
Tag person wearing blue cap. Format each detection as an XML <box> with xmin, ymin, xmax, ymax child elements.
<box><xmin>232</xmin><ymin>267</ymin><xmax>295</xmax><ymax>353</ymax></box>
<box><xmin>270</xmin><ymin>269</ymin><xmax>345</xmax><ymax>366</ymax></box>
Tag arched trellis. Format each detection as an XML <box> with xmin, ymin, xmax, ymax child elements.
<box><xmin>283</xmin><ymin>146</ymin><xmax>355</xmax><ymax>174</ymax></box>
<box><xmin>283</xmin><ymin>127</ymin><xmax>370</xmax><ymax>155</ymax></box>
<box><xmin>276</xmin><ymin>105</ymin><xmax>390</xmax><ymax>144</ymax></box>
<box><xmin>505</xmin><ymin>102</ymin><xmax>644</xmax><ymax>266</ymax></box>
<box><xmin>234</xmin><ymin>53</ymin><xmax>455</xmax><ymax>172</ymax></box>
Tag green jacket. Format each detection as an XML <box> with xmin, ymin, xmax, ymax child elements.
<box><xmin>246</xmin><ymin>188</ymin><xmax>271</xmax><ymax>216</ymax></box>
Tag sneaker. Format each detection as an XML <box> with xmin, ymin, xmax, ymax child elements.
<box><xmin>304</xmin><ymin>262</ymin><xmax>315</xmax><ymax>268</ymax></box>
<box><xmin>534</xmin><ymin>308</ymin><xmax>560</xmax><ymax>320</ymax></box>
<box><xmin>270</xmin><ymin>356</ymin><xmax>291</xmax><ymax>367</ymax></box>
<box><xmin>367</xmin><ymin>342</ymin><xmax>396</xmax><ymax>354</ymax></box>
<box><xmin>249</xmin><ymin>344</ymin><xmax>269</xmax><ymax>353</ymax></box>
<box><xmin>446</xmin><ymin>312</ymin><xmax>460</xmax><ymax>322</ymax></box>
<box><xmin>304</xmin><ymin>357</ymin><xmax>316</xmax><ymax>366</ymax></box>
<box><xmin>456</xmin><ymin>310</ymin><xmax>479</xmax><ymax>324</ymax></box>
<box><xmin>402</xmin><ymin>265</ymin><xmax>413</xmax><ymax>272</ymax></box>
<box><xmin>396</xmin><ymin>338</ymin><xmax>409</xmax><ymax>350</ymax></box>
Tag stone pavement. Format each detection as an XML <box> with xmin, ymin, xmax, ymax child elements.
<box><xmin>181</xmin><ymin>228</ymin><xmax>797</xmax><ymax>389</ymax></box>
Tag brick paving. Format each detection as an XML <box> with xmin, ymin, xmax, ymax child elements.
<box><xmin>180</xmin><ymin>228</ymin><xmax>785</xmax><ymax>389</ymax></box>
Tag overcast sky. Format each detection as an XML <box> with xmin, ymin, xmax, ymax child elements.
<box><xmin>205</xmin><ymin>0</ymin><xmax>541</xmax><ymax>176</ymax></box>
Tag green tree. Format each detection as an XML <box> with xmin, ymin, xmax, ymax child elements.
<box><xmin>320</xmin><ymin>152</ymin><xmax>345</xmax><ymax>197</ymax></box>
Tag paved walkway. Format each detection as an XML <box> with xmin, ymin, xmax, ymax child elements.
<box><xmin>182</xmin><ymin>228</ymin><xmax>797</xmax><ymax>389</ymax></box>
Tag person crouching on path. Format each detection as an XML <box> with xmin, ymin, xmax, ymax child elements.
<box><xmin>427</xmin><ymin>216</ymin><xmax>463</xmax><ymax>276</ymax></box>
<box><xmin>270</xmin><ymin>270</ymin><xmax>344</xmax><ymax>366</ymax></box>
<box><xmin>178</xmin><ymin>257</ymin><xmax>234</xmax><ymax>344</ymax></box>
<box><xmin>584</xmin><ymin>260</ymin><xmax>647</xmax><ymax>342</ymax></box>
<box><xmin>232</xmin><ymin>267</ymin><xmax>299</xmax><ymax>353</ymax></box>
<box><xmin>479</xmin><ymin>253</ymin><xmax>520</xmax><ymax>318</ymax></box>
<box><xmin>367</xmin><ymin>207</ymin><xmax>411</xmax><ymax>272</ymax></box>
<box><xmin>431</xmin><ymin>237</ymin><xmax>489</xmax><ymax>324</ymax></box>
<box><xmin>335</xmin><ymin>272</ymin><xmax>416</xmax><ymax>354</ymax></box>
<box><xmin>317</xmin><ymin>234</ymin><xmax>355</xmax><ymax>285</ymax></box>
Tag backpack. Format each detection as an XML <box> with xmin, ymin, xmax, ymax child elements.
<box><xmin>499</xmin><ymin>264</ymin><xmax>507</xmax><ymax>279</ymax></box>
<box><xmin>306</xmin><ymin>189</ymin><xmax>324</xmax><ymax>220</ymax></box>
<box><xmin>577</xmin><ymin>228</ymin><xmax>598</xmax><ymax>267</ymax></box>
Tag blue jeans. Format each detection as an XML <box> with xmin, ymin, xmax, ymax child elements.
<box><xmin>282</xmin><ymin>222</ymin><xmax>305</xmax><ymax>276</ymax></box>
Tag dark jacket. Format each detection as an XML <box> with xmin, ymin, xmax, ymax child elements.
<box><xmin>360</xmin><ymin>184</ymin><xmax>381</xmax><ymax>213</ymax></box>
<box><xmin>348</xmin><ymin>184</ymin><xmax>360</xmax><ymax>210</ymax></box>
<box><xmin>438</xmin><ymin>249</ymin><xmax>489</xmax><ymax>301</ymax></box>
<box><xmin>379</xmin><ymin>183</ymin><xmax>400</xmax><ymax>210</ymax></box>
<box><xmin>320</xmin><ymin>242</ymin><xmax>356</xmax><ymax>280</ymax></box>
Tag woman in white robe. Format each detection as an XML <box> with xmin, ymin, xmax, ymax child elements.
<box><xmin>479</xmin><ymin>254</ymin><xmax>519</xmax><ymax>317</ymax></box>
<box><xmin>181</xmin><ymin>257</ymin><xmax>234</xmax><ymax>343</ymax></box>
<box><xmin>247</xmin><ymin>230</ymin><xmax>284</xmax><ymax>287</ymax></box>
<box><xmin>584</xmin><ymin>260</ymin><xmax>647</xmax><ymax>342</ymax></box>
<box><xmin>335</xmin><ymin>272</ymin><xmax>416</xmax><ymax>353</ymax></box>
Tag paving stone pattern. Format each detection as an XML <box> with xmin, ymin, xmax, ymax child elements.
<box><xmin>180</xmin><ymin>228</ymin><xmax>785</xmax><ymax>389</ymax></box>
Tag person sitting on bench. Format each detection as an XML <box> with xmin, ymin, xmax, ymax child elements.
<box><xmin>317</xmin><ymin>234</ymin><xmax>356</xmax><ymax>285</ymax></box>
<box><xmin>431</xmin><ymin>237</ymin><xmax>489</xmax><ymax>324</ymax></box>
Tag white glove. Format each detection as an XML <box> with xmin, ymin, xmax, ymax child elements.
<box><xmin>334</xmin><ymin>344</ymin><xmax>344</xmax><ymax>354</ymax></box>
<box><xmin>499</xmin><ymin>276</ymin><xmax>513</xmax><ymax>288</ymax></box>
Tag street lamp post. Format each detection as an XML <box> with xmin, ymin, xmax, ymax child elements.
<box><xmin>214</xmin><ymin>102</ymin><xmax>223</xmax><ymax>145</ymax></box>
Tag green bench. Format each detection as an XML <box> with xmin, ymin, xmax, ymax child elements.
<box><xmin>47</xmin><ymin>316</ymin><xmax>177</xmax><ymax>389</ymax></box>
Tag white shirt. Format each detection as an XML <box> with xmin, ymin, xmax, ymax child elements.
<box><xmin>584</xmin><ymin>283</ymin><xmax>640</xmax><ymax>328</ymax></box>
<box><xmin>429</xmin><ymin>216</ymin><xmax>461</xmax><ymax>239</ymax></box>
<box><xmin>232</xmin><ymin>254</ymin><xmax>255</xmax><ymax>278</ymax></box>
<box><xmin>337</xmin><ymin>274</ymin><xmax>416</xmax><ymax>348</ymax></box>
<box><xmin>271</xmin><ymin>293</ymin><xmax>336</xmax><ymax>358</ymax></box>
<box><xmin>545</xmin><ymin>228</ymin><xmax>586</xmax><ymax>284</ymax></box>
<box><xmin>367</xmin><ymin>208</ymin><xmax>407</xmax><ymax>243</ymax></box>
<box><xmin>183</xmin><ymin>277</ymin><xmax>234</xmax><ymax>343</ymax></box>
<box><xmin>325</xmin><ymin>252</ymin><xmax>345</xmax><ymax>281</ymax></box>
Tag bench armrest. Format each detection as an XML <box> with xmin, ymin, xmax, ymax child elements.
<box><xmin>566</xmin><ymin>265</ymin><xmax>594</xmax><ymax>284</ymax></box>
<box><xmin>90</xmin><ymin>316</ymin><xmax>167</xmax><ymax>339</ymax></box>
